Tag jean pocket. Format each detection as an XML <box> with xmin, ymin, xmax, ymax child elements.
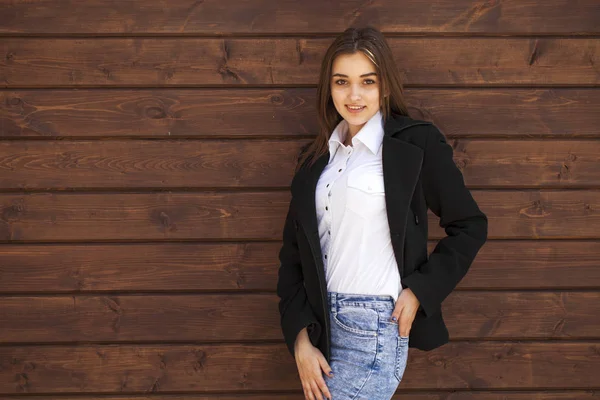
<box><xmin>332</xmin><ymin>306</ymin><xmax>378</xmax><ymax>337</ymax></box>
<box><xmin>394</xmin><ymin>335</ymin><xmax>409</xmax><ymax>381</ymax></box>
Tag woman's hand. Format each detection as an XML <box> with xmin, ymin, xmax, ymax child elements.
<box><xmin>390</xmin><ymin>288</ymin><xmax>420</xmax><ymax>337</ymax></box>
<box><xmin>294</xmin><ymin>328</ymin><xmax>333</xmax><ymax>400</ymax></box>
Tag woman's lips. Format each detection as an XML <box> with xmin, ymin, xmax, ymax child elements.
<box><xmin>346</xmin><ymin>105</ymin><xmax>365</xmax><ymax>113</ymax></box>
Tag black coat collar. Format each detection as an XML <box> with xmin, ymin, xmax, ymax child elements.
<box><xmin>291</xmin><ymin>113</ymin><xmax>431</xmax><ymax>276</ymax></box>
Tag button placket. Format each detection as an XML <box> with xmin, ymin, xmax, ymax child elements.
<box><xmin>322</xmin><ymin>147</ymin><xmax>351</xmax><ymax>270</ymax></box>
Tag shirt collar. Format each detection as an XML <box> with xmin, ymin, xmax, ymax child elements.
<box><xmin>328</xmin><ymin>110</ymin><xmax>384</xmax><ymax>162</ymax></box>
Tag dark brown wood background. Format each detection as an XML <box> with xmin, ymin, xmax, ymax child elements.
<box><xmin>1</xmin><ymin>1</ymin><xmax>600</xmax><ymax>398</ymax></box>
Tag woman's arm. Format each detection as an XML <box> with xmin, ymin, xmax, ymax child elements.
<box><xmin>401</xmin><ymin>125</ymin><xmax>488</xmax><ymax>318</ymax></box>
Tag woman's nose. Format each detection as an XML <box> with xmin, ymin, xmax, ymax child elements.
<box><xmin>350</xmin><ymin>85</ymin><xmax>362</xmax><ymax>101</ymax></box>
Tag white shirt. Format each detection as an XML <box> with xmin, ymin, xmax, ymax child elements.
<box><xmin>315</xmin><ymin>110</ymin><xmax>402</xmax><ymax>302</ymax></box>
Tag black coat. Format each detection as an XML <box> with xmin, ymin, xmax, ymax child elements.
<box><xmin>276</xmin><ymin>113</ymin><xmax>488</xmax><ymax>361</ymax></box>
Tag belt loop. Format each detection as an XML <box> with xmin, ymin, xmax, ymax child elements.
<box><xmin>329</xmin><ymin>291</ymin><xmax>336</xmax><ymax>314</ymax></box>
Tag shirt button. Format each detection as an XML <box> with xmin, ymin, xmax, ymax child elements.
<box><xmin>338</xmin><ymin>168</ymin><xmax>342</xmax><ymax>172</ymax></box>
<box><xmin>325</xmin><ymin>206</ymin><xmax>328</xmax><ymax>210</ymax></box>
<box><xmin>328</xmin><ymin>230</ymin><xmax>331</xmax><ymax>235</ymax></box>
<box><xmin>326</xmin><ymin>184</ymin><xmax>330</xmax><ymax>187</ymax></box>
<box><xmin>324</xmin><ymin>255</ymin><xmax>327</xmax><ymax>259</ymax></box>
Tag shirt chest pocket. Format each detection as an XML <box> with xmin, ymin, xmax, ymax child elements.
<box><xmin>346</xmin><ymin>169</ymin><xmax>386</xmax><ymax>217</ymax></box>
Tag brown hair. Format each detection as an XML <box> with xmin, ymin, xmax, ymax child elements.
<box><xmin>296</xmin><ymin>26</ymin><xmax>410</xmax><ymax>173</ymax></box>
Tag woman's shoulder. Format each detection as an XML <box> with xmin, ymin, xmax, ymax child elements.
<box><xmin>389</xmin><ymin>114</ymin><xmax>445</xmax><ymax>150</ymax></box>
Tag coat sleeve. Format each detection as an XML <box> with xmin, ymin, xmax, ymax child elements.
<box><xmin>401</xmin><ymin>125</ymin><xmax>488</xmax><ymax>318</ymax></box>
<box><xmin>276</xmin><ymin>195</ymin><xmax>321</xmax><ymax>358</ymax></box>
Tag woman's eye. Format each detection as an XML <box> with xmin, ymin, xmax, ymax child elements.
<box><xmin>334</xmin><ymin>79</ymin><xmax>376</xmax><ymax>85</ymax></box>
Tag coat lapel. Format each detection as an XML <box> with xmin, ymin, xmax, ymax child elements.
<box><xmin>382</xmin><ymin>134</ymin><xmax>424</xmax><ymax>276</ymax></box>
<box><xmin>291</xmin><ymin>151</ymin><xmax>330</xmax><ymax>276</ymax></box>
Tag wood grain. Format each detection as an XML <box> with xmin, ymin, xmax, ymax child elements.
<box><xmin>0</xmin><ymin>292</ymin><xmax>598</xmax><ymax>342</ymax></box>
<box><xmin>1</xmin><ymin>241</ymin><xmax>598</xmax><ymax>293</ymax></box>
<box><xmin>3</xmin><ymin>38</ymin><xmax>599</xmax><ymax>86</ymax></box>
<box><xmin>1</xmin><ymin>394</ymin><xmax>597</xmax><ymax>400</ymax></box>
<box><xmin>1</xmin><ymin>0</ymin><xmax>599</xmax><ymax>34</ymax></box>
<box><xmin>1</xmin><ymin>343</ymin><xmax>598</xmax><ymax>393</ymax></box>
<box><xmin>2</xmin><ymin>0</ymin><xmax>599</xmax><ymax>398</ymax></box>
<box><xmin>0</xmin><ymin>139</ymin><xmax>598</xmax><ymax>189</ymax></box>
<box><xmin>3</xmin><ymin>89</ymin><xmax>600</xmax><ymax>138</ymax></box>
<box><xmin>1</xmin><ymin>190</ymin><xmax>600</xmax><ymax>241</ymax></box>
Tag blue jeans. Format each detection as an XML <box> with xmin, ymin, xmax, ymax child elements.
<box><xmin>323</xmin><ymin>291</ymin><xmax>409</xmax><ymax>399</ymax></box>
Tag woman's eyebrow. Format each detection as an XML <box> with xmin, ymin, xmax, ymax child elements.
<box><xmin>332</xmin><ymin>72</ymin><xmax>378</xmax><ymax>78</ymax></box>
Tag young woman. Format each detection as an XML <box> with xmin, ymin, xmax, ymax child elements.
<box><xmin>276</xmin><ymin>26</ymin><xmax>488</xmax><ymax>400</ymax></box>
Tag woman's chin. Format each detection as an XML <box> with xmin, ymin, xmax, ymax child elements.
<box><xmin>342</xmin><ymin>112</ymin><xmax>372</xmax><ymax>126</ymax></box>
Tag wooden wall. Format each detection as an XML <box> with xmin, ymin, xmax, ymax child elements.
<box><xmin>1</xmin><ymin>1</ymin><xmax>600</xmax><ymax>398</ymax></box>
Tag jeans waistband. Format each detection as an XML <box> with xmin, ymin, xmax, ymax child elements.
<box><xmin>327</xmin><ymin>291</ymin><xmax>395</xmax><ymax>312</ymax></box>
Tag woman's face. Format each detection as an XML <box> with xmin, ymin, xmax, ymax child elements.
<box><xmin>330</xmin><ymin>51</ymin><xmax>381</xmax><ymax>137</ymax></box>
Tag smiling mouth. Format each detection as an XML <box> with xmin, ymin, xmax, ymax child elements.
<box><xmin>346</xmin><ymin>105</ymin><xmax>365</xmax><ymax>112</ymax></box>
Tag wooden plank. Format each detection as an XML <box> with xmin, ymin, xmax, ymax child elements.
<box><xmin>1</xmin><ymin>190</ymin><xmax>600</xmax><ymax>241</ymax></box>
<box><xmin>473</xmin><ymin>190</ymin><xmax>600</xmax><ymax>239</ymax></box>
<box><xmin>409</xmin><ymin>89</ymin><xmax>600</xmax><ymax>138</ymax></box>
<box><xmin>1</xmin><ymin>393</ymin><xmax>597</xmax><ymax>400</ymax></box>
<box><xmin>0</xmin><ymin>89</ymin><xmax>317</xmax><ymax>138</ymax></box>
<box><xmin>443</xmin><ymin>292</ymin><xmax>600</xmax><ymax>339</ymax></box>
<box><xmin>3</xmin><ymin>38</ymin><xmax>599</xmax><ymax>86</ymax></box>
<box><xmin>0</xmin><ymin>140</ymin><xmax>303</xmax><ymax>189</ymax></box>
<box><xmin>3</xmin><ymin>89</ymin><xmax>600</xmax><ymax>138</ymax></box>
<box><xmin>0</xmin><ymin>243</ymin><xmax>278</xmax><ymax>292</ymax></box>
<box><xmin>1</xmin><ymin>0</ymin><xmax>599</xmax><ymax>34</ymax></box>
<box><xmin>0</xmin><ymin>342</ymin><xmax>598</xmax><ymax>393</ymax></box>
<box><xmin>0</xmin><ymin>192</ymin><xmax>291</xmax><ymax>241</ymax></box>
<box><xmin>1</xmin><ymin>139</ymin><xmax>600</xmax><ymax>189</ymax></box>
<box><xmin>1</xmin><ymin>241</ymin><xmax>598</xmax><ymax>293</ymax></box>
<box><xmin>0</xmin><ymin>292</ymin><xmax>599</xmax><ymax>342</ymax></box>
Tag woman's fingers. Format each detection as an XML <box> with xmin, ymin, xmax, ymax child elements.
<box><xmin>296</xmin><ymin>343</ymin><xmax>331</xmax><ymax>400</ymax></box>
<box><xmin>302</xmin><ymin>379</ymin><xmax>325</xmax><ymax>400</ymax></box>
<box><xmin>318</xmin><ymin>352</ymin><xmax>334</xmax><ymax>377</ymax></box>
<box><xmin>316</xmin><ymin>376</ymin><xmax>331</xmax><ymax>400</ymax></box>
<box><xmin>390</xmin><ymin>301</ymin><xmax>403</xmax><ymax>323</ymax></box>
<box><xmin>304</xmin><ymin>368</ymin><xmax>330</xmax><ymax>400</ymax></box>
<box><xmin>309</xmin><ymin>380</ymin><xmax>325</xmax><ymax>400</ymax></box>
<box><xmin>391</xmin><ymin>302</ymin><xmax>407</xmax><ymax>333</ymax></box>
<box><xmin>316</xmin><ymin>353</ymin><xmax>333</xmax><ymax>399</ymax></box>
<box><xmin>300</xmin><ymin>369</ymin><xmax>331</xmax><ymax>400</ymax></box>
<box><xmin>397</xmin><ymin>308</ymin><xmax>414</xmax><ymax>337</ymax></box>
<box><xmin>301</xmin><ymin>382</ymin><xmax>310</xmax><ymax>399</ymax></box>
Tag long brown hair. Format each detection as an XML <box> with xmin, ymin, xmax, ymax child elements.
<box><xmin>296</xmin><ymin>26</ymin><xmax>410</xmax><ymax>173</ymax></box>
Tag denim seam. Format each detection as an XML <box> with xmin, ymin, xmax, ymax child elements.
<box><xmin>350</xmin><ymin>311</ymin><xmax>381</xmax><ymax>400</ymax></box>
<box><xmin>394</xmin><ymin>336</ymin><xmax>409</xmax><ymax>381</ymax></box>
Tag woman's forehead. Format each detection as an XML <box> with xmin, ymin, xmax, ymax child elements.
<box><xmin>332</xmin><ymin>52</ymin><xmax>377</xmax><ymax>76</ymax></box>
